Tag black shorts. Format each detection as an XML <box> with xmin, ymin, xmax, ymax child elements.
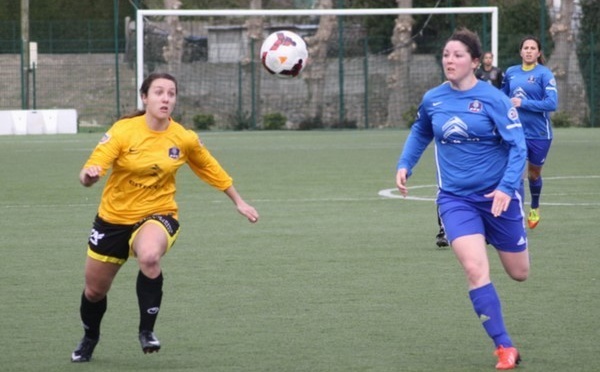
<box><xmin>87</xmin><ymin>214</ymin><xmax>180</xmax><ymax>265</ymax></box>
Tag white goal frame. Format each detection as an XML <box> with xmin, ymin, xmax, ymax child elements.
<box><xmin>135</xmin><ymin>7</ymin><xmax>499</xmax><ymax>109</ymax></box>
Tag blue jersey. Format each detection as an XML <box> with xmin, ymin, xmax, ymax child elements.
<box><xmin>501</xmin><ymin>64</ymin><xmax>558</xmax><ymax>139</ymax></box>
<box><xmin>397</xmin><ymin>81</ymin><xmax>527</xmax><ymax>197</ymax></box>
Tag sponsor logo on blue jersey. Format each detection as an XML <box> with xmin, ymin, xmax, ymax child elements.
<box><xmin>441</xmin><ymin>117</ymin><xmax>470</xmax><ymax>143</ymax></box>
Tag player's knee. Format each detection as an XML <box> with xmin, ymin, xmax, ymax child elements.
<box><xmin>464</xmin><ymin>267</ymin><xmax>490</xmax><ymax>288</ymax></box>
<box><xmin>84</xmin><ymin>287</ymin><xmax>107</xmax><ymax>302</ymax></box>
<box><xmin>508</xmin><ymin>267</ymin><xmax>529</xmax><ymax>282</ymax></box>
<box><xmin>528</xmin><ymin>168</ymin><xmax>542</xmax><ymax>180</ymax></box>
<box><xmin>136</xmin><ymin>247</ymin><xmax>163</xmax><ymax>270</ymax></box>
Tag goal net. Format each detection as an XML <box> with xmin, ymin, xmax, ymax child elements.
<box><xmin>133</xmin><ymin>7</ymin><xmax>498</xmax><ymax>129</ymax></box>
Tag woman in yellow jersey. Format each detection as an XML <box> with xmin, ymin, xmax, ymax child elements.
<box><xmin>71</xmin><ymin>72</ymin><xmax>259</xmax><ymax>363</ymax></box>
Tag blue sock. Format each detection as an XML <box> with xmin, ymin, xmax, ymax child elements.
<box><xmin>529</xmin><ymin>177</ymin><xmax>543</xmax><ymax>209</ymax></box>
<box><xmin>469</xmin><ymin>283</ymin><xmax>513</xmax><ymax>348</ymax></box>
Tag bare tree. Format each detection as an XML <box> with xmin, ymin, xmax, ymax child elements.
<box><xmin>546</xmin><ymin>0</ymin><xmax>587</xmax><ymax>124</ymax></box>
<box><xmin>387</xmin><ymin>0</ymin><xmax>413</xmax><ymax>128</ymax></box>
<box><xmin>162</xmin><ymin>0</ymin><xmax>185</xmax><ymax>76</ymax></box>
<box><xmin>303</xmin><ymin>0</ymin><xmax>336</xmax><ymax>125</ymax></box>
<box><xmin>243</xmin><ymin>0</ymin><xmax>263</xmax><ymax>128</ymax></box>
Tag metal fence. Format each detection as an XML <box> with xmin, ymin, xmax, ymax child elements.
<box><xmin>1</xmin><ymin>19</ymin><xmax>598</xmax><ymax>129</ymax></box>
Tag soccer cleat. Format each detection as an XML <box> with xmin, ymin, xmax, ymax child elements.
<box><xmin>527</xmin><ymin>208</ymin><xmax>540</xmax><ymax>229</ymax></box>
<box><xmin>436</xmin><ymin>228</ymin><xmax>449</xmax><ymax>248</ymax></box>
<box><xmin>139</xmin><ymin>330</ymin><xmax>161</xmax><ymax>354</ymax></box>
<box><xmin>71</xmin><ymin>336</ymin><xmax>99</xmax><ymax>362</ymax></box>
<box><xmin>494</xmin><ymin>345</ymin><xmax>521</xmax><ymax>370</ymax></box>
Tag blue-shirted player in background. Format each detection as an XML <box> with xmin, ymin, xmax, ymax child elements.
<box><xmin>396</xmin><ymin>28</ymin><xmax>529</xmax><ymax>370</ymax></box>
<box><xmin>502</xmin><ymin>35</ymin><xmax>558</xmax><ymax>229</ymax></box>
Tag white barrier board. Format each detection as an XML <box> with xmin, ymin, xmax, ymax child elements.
<box><xmin>0</xmin><ymin>109</ymin><xmax>77</xmax><ymax>135</ymax></box>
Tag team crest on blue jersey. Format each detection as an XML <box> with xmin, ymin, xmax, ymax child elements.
<box><xmin>168</xmin><ymin>147</ymin><xmax>180</xmax><ymax>159</ymax></box>
<box><xmin>468</xmin><ymin>100</ymin><xmax>483</xmax><ymax>113</ymax></box>
<box><xmin>508</xmin><ymin>107</ymin><xmax>519</xmax><ymax>121</ymax></box>
<box><xmin>549</xmin><ymin>78</ymin><xmax>556</xmax><ymax>86</ymax></box>
<box><xmin>514</xmin><ymin>87</ymin><xmax>527</xmax><ymax>99</ymax></box>
<box><xmin>527</xmin><ymin>75</ymin><xmax>536</xmax><ymax>83</ymax></box>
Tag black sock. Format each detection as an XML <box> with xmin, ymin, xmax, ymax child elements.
<box><xmin>137</xmin><ymin>270</ymin><xmax>163</xmax><ymax>333</ymax></box>
<box><xmin>80</xmin><ymin>292</ymin><xmax>106</xmax><ymax>340</ymax></box>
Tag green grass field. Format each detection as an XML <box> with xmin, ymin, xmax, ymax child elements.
<box><xmin>1</xmin><ymin>128</ymin><xmax>598</xmax><ymax>372</ymax></box>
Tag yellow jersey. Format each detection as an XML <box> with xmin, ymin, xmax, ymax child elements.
<box><xmin>84</xmin><ymin>115</ymin><xmax>233</xmax><ymax>224</ymax></box>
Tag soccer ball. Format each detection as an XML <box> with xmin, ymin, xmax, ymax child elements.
<box><xmin>260</xmin><ymin>30</ymin><xmax>308</xmax><ymax>78</ymax></box>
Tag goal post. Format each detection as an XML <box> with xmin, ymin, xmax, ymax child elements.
<box><xmin>134</xmin><ymin>6</ymin><xmax>498</xmax><ymax>126</ymax></box>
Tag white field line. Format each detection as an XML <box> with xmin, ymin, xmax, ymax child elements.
<box><xmin>377</xmin><ymin>175</ymin><xmax>600</xmax><ymax>206</ymax></box>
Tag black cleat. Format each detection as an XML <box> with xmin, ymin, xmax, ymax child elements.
<box><xmin>71</xmin><ymin>336</ymin><xmax>99</xmax><ymax>362</ymax></box>
<box><xmin>139</xmin><ymin>330</ymin><xmax>161</xmax><ymax>354</ymax></box>
<box><xmin>435</xmin><ymin>229</ymin><xmax>449</xmax><ymax>248</ymax></box>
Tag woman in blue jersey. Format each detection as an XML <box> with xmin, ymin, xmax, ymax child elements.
<box><xmin>396</xmin><ymin>28</ymin><xmax>529</xmax><ymax>370</ymax></box>
<box><xmin>501</xmin><ymin>36</ymin><xmax>558</xmax><ymax>229</ymax></box>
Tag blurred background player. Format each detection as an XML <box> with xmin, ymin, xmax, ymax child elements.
<box><xmin>435</xmin><ymin>205</ymin><xmax>449</xmax><ymax>248</ymax></box>
<box><xmin>501</xmin><ymin>35</ymin><xmax>558</xmax><ymax>228</ymax></box>
<box><xmin>476</xmin><ymin>51</ymin><xmax>504</xmax><ymax>89</ymax></box>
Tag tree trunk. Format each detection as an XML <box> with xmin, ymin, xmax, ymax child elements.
<box><xmin>546</xmin><ymin>0</ymin><xmax>588</xmax><ymax>124</ymax></box>
<box><xmin>303</xmin><ymin>0</ymin><xmax>336</xmax><ymax>126</ymax></box>
<box><xmin>243</xmin><ymin>0</ymin><xmax>263</xmax><ymax>129</ymax></box>
<box><xmin>387</xmin><ymin>0</ymin><xmax>413</xmax><ymax>128</ymax></box>
<box><xmin>162</xmin><ymin>0</ymin><xmax>184</xmax><ymax>76</ymax></box>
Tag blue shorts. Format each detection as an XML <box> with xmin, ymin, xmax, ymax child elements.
<box><xmin>437</xmin><ymin>190</ymin><xmax>528</xmax><ymax>252</ymax></box>
<box><xmin>526</xmin><ymin>138</ymin><xmax>552</xmax><ymax>167</ymax></box>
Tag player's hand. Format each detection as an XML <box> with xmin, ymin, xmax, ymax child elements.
<box><xmin>484</xmin><ymin>189</ymin><xmax>511</xmax><ymax>217</ymax></box>
<box><xmin>79</xmin><ymin>166</ymin><xmax>102</xmax><ymax>187</ymax></box>
<box><xmin>395</xmin><ymin>168</ymin><xmax>409</xmax><ymax>197</ymax></box>
<box><xmin>510</xmin><ymin>97</ymin><xmax>522</xmax><ymax>107</ymax></box>
<box><xmin>236</xmin><ymin>201</ymin><xmax>259</xmax><ymax>223</ymax></box>
<box><xmin>223</xmin><ymin>186</ymin><xmax>259</xmax><ymax>223</ymax></box>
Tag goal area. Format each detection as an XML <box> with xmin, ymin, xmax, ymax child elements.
<box><xmin>134</xmin><ymin>7</ymin><xmax>498</xmax><ymax>129</ymax></box>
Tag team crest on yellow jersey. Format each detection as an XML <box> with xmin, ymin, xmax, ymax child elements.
<box><xmin>99</xmin><ymin>133</ymin><xmax>111</xmax><ymax>144</ymax></box>
<box><xmin>168</xmin><ymin>147</ymin><xmax>180</xmax><ymax>159</ymax></box>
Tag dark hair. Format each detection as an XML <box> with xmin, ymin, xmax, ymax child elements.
<box><xmin>139</xmin><ymin>72</ymin><xmax>178</xmax><ymax>96</ymax></box>
<box><xmin>446</xmin><ymin>28</ymin><xmax>482</xmax><ymax>60</ymax></box>
<box><xmin>120</xmin><ymin>72</ymin><xmax>179</xmax><ymax>119</ymax></box>
<box><xmin>519</xmin><ymin>35</ymin><xmax>545</xmax><ymax>65</ymax></box>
